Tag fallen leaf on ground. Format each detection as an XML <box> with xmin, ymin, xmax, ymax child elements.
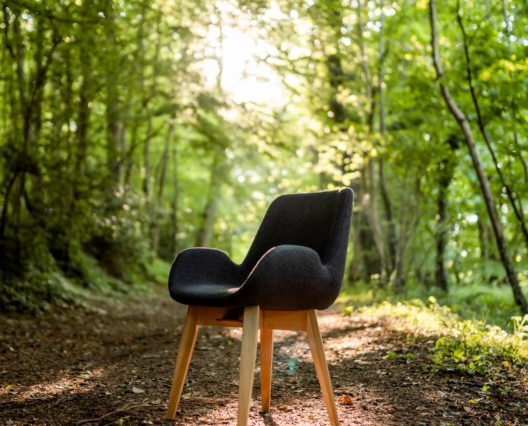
<box><xmin>339</xmin><ymin>395</ymin><xmax>354</xmax><ymax>405</ymax></box>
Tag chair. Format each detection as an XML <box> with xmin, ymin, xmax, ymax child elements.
<box><xmin>165</xmin><ymin>188</ymin><xmax>353</xmax><ymax>425</ymax></box>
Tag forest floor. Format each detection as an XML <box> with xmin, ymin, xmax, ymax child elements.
<box><xmin>0</xmin><ymin>287</ymin><xmax>527</xmax><ymax>426</ymax></box>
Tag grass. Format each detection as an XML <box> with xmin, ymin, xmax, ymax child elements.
<box><xmin>338</xmin><ymin>281</ymin><xmax>521</xmax><ymax>329</ymax></box>
<box><xmin>339</xmin><ymin>283</ymin><xmax>528</xmax><ymax>376</ymax></box>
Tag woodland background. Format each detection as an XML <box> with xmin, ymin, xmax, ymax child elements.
<box><xmin>1</xmin><ymin>0</ymin><xmax>527</xmax><ymax>323</ymax></box>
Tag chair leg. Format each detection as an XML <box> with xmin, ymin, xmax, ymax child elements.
<box><xmin>306</xmin><ymin>310</ymin><xmax>339</xmax><ymax>426</ymax></box>
<box><xmin>260</xmin><ymin>328</ymin><xmax>273</xmax><ymax>412</ymax></box>
<box><xmin>238</xmin><ymin>305</ymin><xmax>259</xmax><ymax>426</ymax></box>
<box><xmin>165</xmin><ymin>306</ymin><xmax>199</xmax><ymax>420</ymax></box>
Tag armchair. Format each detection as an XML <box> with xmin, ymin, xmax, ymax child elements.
<box><xmin>165</xmin><ymin>188</ymin><xmax>353</xmax><ymax>425</ymax></box>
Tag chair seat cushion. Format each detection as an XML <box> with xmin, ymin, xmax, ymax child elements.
<box><xmin>169</xmin><ymin>245</ymin><xmax>336</xmax><ymax>310</ymax></box>
<box><xmin>168</xmin><ymin>247</ymin><xmax>246</xmax><ymax>307</ymax></box>
<box><xmin>170</xmin><ymin>281</ymin><xmax>243</xmax><ymax>307</ymax></box>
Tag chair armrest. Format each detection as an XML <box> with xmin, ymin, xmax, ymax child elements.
<box><xmin>238</xmin><ymin>245</ymin><xmax>338</xmax><ymax>310</ymax></box>
<box><xmin>168</xmin><ymin>248</ymin><xmax>242</xmax><ymax>287</ymax></box>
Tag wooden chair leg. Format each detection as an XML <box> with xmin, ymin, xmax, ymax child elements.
<box><xmin>165</xmin><ymin>306</ymin><xmax>199</xmax><ymax>420</ymax></box>
<box><xmin>306</xmin><ymin>310</ymin><xmax>339</xmax><ymax>426</ymax></box>
<box><xmin>260</xmin><ymin>327</ymin><xmax>273</xmax><ymax>412</ymax></box>
<box><xmin>238</xmin><ymin>306</ymin><xmax>259</xmax><ymax>426</ymax></box>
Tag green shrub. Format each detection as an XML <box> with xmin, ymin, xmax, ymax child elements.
<box><xmin>347</xmin><ymin>297</ymin><xmax>528</xmax><ymax>376</ymax></box>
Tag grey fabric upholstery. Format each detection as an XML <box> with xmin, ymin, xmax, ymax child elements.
<box><xmin>168</xmin><ymin>188</ymin><xmax>353</xmax><ymax>310</ymax></box>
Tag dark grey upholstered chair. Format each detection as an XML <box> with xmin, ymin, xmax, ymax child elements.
<box><xmin>165</xmin><ymin>188</ymin><xmax>353</xmax><ymax>426</ymax></box>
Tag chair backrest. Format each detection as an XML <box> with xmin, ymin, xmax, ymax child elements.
<box><xmin>241</xmin><ymin>188</ymin><xmax>353</xmax><ymax>282</ymax></box>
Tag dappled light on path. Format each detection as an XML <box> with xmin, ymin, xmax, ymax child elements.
<box><xmin>0</xmin><ymin>292</ymin><xmax>526</xmax><ymax>424</ymax></box>
<box><xmin>1</xmin><ymin>368</ymin><xmax>105</xmax><ymax>403</ymax></box>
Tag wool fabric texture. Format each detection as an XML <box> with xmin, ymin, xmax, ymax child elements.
<box><xmin>168</xmin><ymin>188</ymin><xmax>353</xmax><ymax>311</ymax></box>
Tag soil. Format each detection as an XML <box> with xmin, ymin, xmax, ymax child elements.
<box><xmin>0</xmin><ymin>288</ymin><xmax>527</xmax><ymax>425</ymax></box>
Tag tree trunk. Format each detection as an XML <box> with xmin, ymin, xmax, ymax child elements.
<box><xmin>378</xmin><ymin>161</ymin><xmax>396</xmax><ymax>273</ymax></box>
<box><xmin>357</xmin><ymin>171</ymin><xmax>383</xmax><ymax>282</ymax></box>
<box><xmin>12</xmin><ymin>10</ymin><xmax>27</xmax><ymax>238</ymax></box>
<box><xmin>477</xmin><ymin>213</ymin><xmax>500</xmax><ymax>283</ymax></box>
<box><xmin>435</xmin><ymin>161</ymin><xmax>450</xmax><ymax>291</ymax></box>
<box><xmin>456</xmin><ymin>3</ymin><xmax>528</xmax><ymax>250</ymax></box>
<box><xmin>353</xmin><ymin>2</ymin><xmax>387</xmax><ymax>283</ymax></box>
<box><xmin>434</xmin><ymin>136</ymin><xmax>458</xmax><ymax>292</ymax></box>
<box><xmin>377</xmin><ymin>3</ymin><xmax>397</xmax><ymax>277</ymax></box>
<box><xmin>501</xmin><ymin>0</ymin><xmax>528</xmax><ymax>183</ymax></box>
<box><xmin>170</xmin><ymin>134</ymin><xmax>180</xmax><ymax>254</ymax></box>
<box><xmin>347</xmin><ymin>202</ymin><xmax>367</xmax><ymax>282</ymax></box>
<box><xmin>103</xmin><ymin>1</ymin><xmax>121</xmax><ymax>184</ymax></box>
<box><xmin>152</xmin><ymin>113</ymin><xmax>176</xmax><ymax>252</ymax></box>
<box><xmin>366</xmin><ymin>159</ymin><xmax>387</xmax><ymax>282</ymax></box>
<box><xmin>429</xmin><ymin>0</ymin><xmax>527</xmax><ymax>314</ymax></box>
<box><xmin>195</xmin><ymin>151</ymin><xmax>226</xmax><ymax>247</ymax></box>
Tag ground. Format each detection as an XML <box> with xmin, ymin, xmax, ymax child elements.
<box><xmin>0</xmin><ymin>288</ymin><xmax>527</xmax><ymax>425</ymax></box>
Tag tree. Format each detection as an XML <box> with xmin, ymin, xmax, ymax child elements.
<box><xmin>429</xmin><ymin>0</ymin><xmax>527</xmax><ymax>314</ymax></box>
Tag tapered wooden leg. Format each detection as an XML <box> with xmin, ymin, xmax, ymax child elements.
<box><xmin>260</xmin><ymin>328</ymin><xmax>273</xmax><ymax>412</ymax></box>
<box><xmin>165</xmin><ymin>306</ymin><xmax>199</xmax><ymax>420</ymax></box>
<box><xmin>238</xmin><ymin>306</ymin><xmax>259</xmax><ymax>426</ymax></box>
<box><xmin>306</xmin><ymin>310</ymin><xmax>339</xmax><ymax>426</ymax></box>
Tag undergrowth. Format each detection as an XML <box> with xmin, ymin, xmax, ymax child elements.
<box><xmin>343</xmin><ymin>294</ymin><xmax>528</xmax><ymax>376</ymax></box>
<box><xmin>0</xmin><ymin>251</ymin><xmax>170</xmax><ymax>313</ymax></box>
<box><xmin>339</xmin><ymin>281</ymin><xmax>522</xmax><ymax>329</ymax></box>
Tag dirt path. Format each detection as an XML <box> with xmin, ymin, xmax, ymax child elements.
<box><xmin>0</xmin><ymin>289</ymin><xmax>526</xmax><ymax>425</ymax></box>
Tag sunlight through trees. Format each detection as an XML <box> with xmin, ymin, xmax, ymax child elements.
<box><xmin>0</xmin><ymin>0</ymin><xmax>527</xmax><ymax>314</ymax></box>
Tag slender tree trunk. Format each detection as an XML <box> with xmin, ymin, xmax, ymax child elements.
<box><xmin>353</xmin><ymin>1</ymin><xmax>387</xmax><ymax>283</ymax></box>
<box><xmin>477</xmin><ymin>213</ymin><xmax>500</xmax><ymax>283</ymax></box>
<box><xmin>345</xmin><ymin>1</ymin><xmax>384</xmax><ymax>284</ymax></box>
<box><xmin>170</xmin><ymin>133</ymin><xmax>180</xmax><ymax>254</ymax></box>
<box><xmin>357</xmin><ymin>172</ymin><xmax>383</xmax><ymax>282</ymax></box>
<box><xmin>435</xmin><ymin>159</ymin><xmax>451</xmax><ymax>291</ymax></box>
<box><xmin>0</xmin><ymin>5</ymin><xmax>18</xmax><ymax>238</ymax></box>
<box><xmin>0</xmin><ymin>172</ymin><xmax>17</xmax><ymax>237</ymax></box>
<box><xmin>429</xmin><ymin>0</ymin><xmax>527</xmax><ymax>314</ymax></box>
<box><xmin>12</xmin><ymin>10</ymin><xmax>27</xmax><ymax>238</ymax></box>
<box><xmin>456</xmin><ymin>3</ymin><xmax>528</xmax><ymax>249</ymax></box>
<box><xmin>436</xmin><ymin>136</ymin><xmax>458</xmax><ymax>291</ymax></box>
<box><xmin>501</xmin><ymin>0</ymin><xmax>528</xmax><ymax>183</ymax></box>
<box><xmin>103</xmin><ymin>1</ymin><xmax>120</xmax><ymax>184</ymax></box>
<box><xmin>377</xmin><ymin>1</ymin><xmax>397</xmax><ymax>277</ymax></box>
<box><xmin>378</xmin><ymin>161</ymin><xmax>396</xmax><ymax>271</ymax></box>
<box><xmin>366</xmin><ymin>158</ymin><xmax>387</xmax><ymax>282</ymax></box>
<box><xmin>142</xmin><ymin>115</ymin><xmax>152</xmax><ymax>196</ymax></box>
<box><xmin>157</xmin><ymin>115</ymin><xmax>175</xmax><ymax>202</ymax></box>
<box><xmin>392</xmin><ymin>177</ymin><xmax>421</xmax><ymax>292</ymax></box>
<box><xmin>76</xmin><ymin>43</ymin><xmax>90</xmax><ymax>178</ymax></box>
<box><xmin>477</xmin><ymin>214</ymin><xmax>491</xmax><ymax>263</ymax></box>
<box><xmin>195</xmin><ymin>151</ymin><xmax>225</xmax><ymax>247</ymax></box>
<box><xmin>348</xmin><ymin>199</ymin><xmax>367</xmax><ymax>282</ymax></box>
<box><xmin>152</xmin><ymin>113</ymin><xmax>176</xmax><ymax>251</ymax></box>
<box><xmin>355</xmin><ymin>0</ymin><xmax>372</xmax><ymax>103</ymax></box>
<box><xmin>70</xmin><ymin>1</ymin><xmax>93</xmax><ymax>224</ymax></box>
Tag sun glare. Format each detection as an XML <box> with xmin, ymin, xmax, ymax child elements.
<box><xmin>200</xmin><ymin>2</ymin><xmax>286</xmax><ymax>106</ymax></box>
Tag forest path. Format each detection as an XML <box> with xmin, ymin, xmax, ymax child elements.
<box><xmin>0</xmin><ymin>288</ymin><xmax>525</xmax><ymax>425</ymax></box>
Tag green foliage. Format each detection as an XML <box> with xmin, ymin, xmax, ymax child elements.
<box><xmin>341</xmin><ymin>281</ymin><xmax>522</xmax><ymax>330</ymax></box>
<box><xmin>433</xmin><ymin>316</ymin><xmax>528</xmax><ymax>375</ymax></box>
<box><xmin>0</xmin><ymin>271</ymin><xmax>86</xmax><ymax>313</ymax></box>
<box><xmin>443</xmin><ymin>285</ymin><xmax>520</xmax><ymax>330</ymax></box>
<box><xmin>349</xmin><ymin>296</ymin><xmax>528</xmax><ymax>377</ymax></box>
<box><xmin>383</xmin><ymin>350</ymin><xmax>417</xmax><ymax>362</ymax></box>
<box><xmin>67</xmin><ymin>246</ymin><xmax>130</xmax><ymax>293</ymax></box>
<box><xmin>0</xmin><ymin>0</ymin><xmax>527</xmax><ymax>314</ymax></box>
<box><xmin>83</xmin><ymin>191</ymin><xmax>152</xmax><ymax>284</ymax></box>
